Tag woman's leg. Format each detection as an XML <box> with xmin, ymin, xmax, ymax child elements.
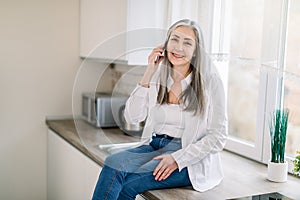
<box><xmin>118</xmin><ymin>139</ymin><xmax>190</xmax><ymax>200</ymax></box>
<box><xmin>92</xmin><ymin>145</ymin><xmax>160</xmax><ymax>200</ymax></box>
<box><xmin>118</xmin><ymin>159</ymin><xmax>191</xmax><ymax>200</ymax></box>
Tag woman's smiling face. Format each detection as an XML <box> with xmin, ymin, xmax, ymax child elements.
<box><xmin>166</xmin><ymin>26</ymin><xmax>197</xmax><ymax>67</ymax></box>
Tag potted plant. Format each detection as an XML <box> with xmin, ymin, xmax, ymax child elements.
<box><xmin>267</xmin><ymin>109</ymin><xmax>289</xmax><ymax>182</ymax></box>
<box><xmin>293</xmin><ymin>150</ymin><xmax>300</xmax><ymax>177</ymax></box>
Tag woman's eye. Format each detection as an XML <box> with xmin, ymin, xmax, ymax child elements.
<box><xmin>170</xmin><ymin>38</ymin><xmax>178</xmax><ymax>42</ymax></box>
<box><xmin>184</xmin><ymin>42</ymin><xmax>192</xmax><ymax>46</ymax></box>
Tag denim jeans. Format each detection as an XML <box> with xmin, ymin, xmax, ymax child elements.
<box><xmin>92</xmin><ymin>136</ymin><xmax>191</xmax><ymax>200</ymax></box>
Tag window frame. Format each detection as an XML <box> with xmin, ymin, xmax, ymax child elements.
<box><xmin>211</xmin><ymin>0</ymin><xmax>296</xmax><ymax>172</ymax></box>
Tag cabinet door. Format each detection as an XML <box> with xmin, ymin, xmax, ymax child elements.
<box><xmin>126</xmin><ymin>0</ymin><xmax>168</xmax><ymax>65</ymax></box>
<box><xmin>47</xmin><ymin>130</ymin><xmax>101</xmax><ymax>200</ymax></box>
<box><xmin>80</xmin><ymin>0</ymin><xmax>127</xmax><ymax>61</ymax></box>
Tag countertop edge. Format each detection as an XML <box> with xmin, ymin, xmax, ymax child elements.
<box><xmin>46</xmin><ymin>119</ymin><xmax>106</xmax><ymax>166</ymax></box>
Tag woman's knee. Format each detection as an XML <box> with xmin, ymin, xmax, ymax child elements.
<box><xmin>104</xmin><ymin>152</ymin><xmax>125</xmax><ymax>168</ymax></box>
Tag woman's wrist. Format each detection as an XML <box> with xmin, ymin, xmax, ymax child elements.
<box><xmin>139</xmin><ymin>82</ymin><xmax>150</xmax><ymax>88</ymax></box>
<box><xmin>139</xmin><ymin>68</ymin><xmax>154</xmax><ymax>88</ymax></box>
<box><xmin>139</xmin><ymin>76</ymin><xmax>151</xmax><ymax>88</ymax></box>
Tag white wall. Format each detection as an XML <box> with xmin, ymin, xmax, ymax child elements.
<box><xmin>0</xmin><ymin>0</ymin><xmax>81</xmax><ymax>199</ymax></box>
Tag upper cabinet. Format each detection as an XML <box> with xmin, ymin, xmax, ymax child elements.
<box><xmin>80</xmin><ymin>0</ymin><xmax>168</xmax><ymax>65</ymax></box>
<box><xmin>80</xmin><ymin>0</ymin><xmax>127</xmax><ymax>63</ymax></box>
<box><xmin>126</xmin><ymin>0</ymin><xmax>168</xmax><ymax>65</ymax></box>
<box><xmin>80</xmin><ymin>0</ymin><xmax>222</xmax><ymax>65</ymax></box>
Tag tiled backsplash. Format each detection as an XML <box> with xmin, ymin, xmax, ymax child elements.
<box><xmin>97</xmin><ymin>64</ymin><xmax>146</xmax><ymax>96</ymax></box>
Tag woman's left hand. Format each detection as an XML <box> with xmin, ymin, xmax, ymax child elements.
<box><xmin>153</xmin><ymin>154</ymin><xmax>178</xmax><ymax>181</ymax></box>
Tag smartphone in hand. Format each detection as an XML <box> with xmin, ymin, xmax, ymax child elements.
<box><xmin>155</xmin><ymin>49</ymin><xmax>165</xmax><ymax>64</ymax></box>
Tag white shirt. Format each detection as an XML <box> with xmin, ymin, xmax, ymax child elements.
<box><xmin>152</xmin><ymin>103</ymin><xmax>185</xmax><ymax>138</ymax></box>
<box><xmin>151</xmin><ymin>73</ymin><xmax>190</xmax><ymax>138</ymax></box>
<box><xmin>124</xmin><ymin>66</ymin><xmax>228</xmax><ymax>192</ymax></box>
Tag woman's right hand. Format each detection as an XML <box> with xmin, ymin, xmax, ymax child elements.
<box><xmin>148</xmin><ymin>45</ymin><xmax>165</xmax><ymax>70</ymax></box>
<box><xmin>139</xmin><ymin>45</ymin><xmax>165</xmax><ymax>87</ymax></box>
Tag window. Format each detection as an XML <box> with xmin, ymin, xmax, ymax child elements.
<box><xmin>221</xmin><ymin>0</ymin><xmax>298</xmax><ymax>170</ymax></box>
<box><xmin>225</xmin><ymin>0</ymin><xmax>265</xmax><ymax>160</ymax></box>
<box><xmin>283</xmin><ymin>0</ymin><xmax>300</xmax><ymax>158</ymax></box>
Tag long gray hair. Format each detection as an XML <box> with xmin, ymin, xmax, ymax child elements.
<box><xmin>157</xmin><ymin>19</ymin><xmax>206</xmax><ymax>116</ymax></box>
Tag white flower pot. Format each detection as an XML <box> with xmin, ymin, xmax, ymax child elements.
<box><xmin>267</xmin><ymin>160</ymin><xmax>288</xmax><ymax>182</ymax></box>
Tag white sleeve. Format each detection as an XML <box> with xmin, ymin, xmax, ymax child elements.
<box><xmin>124</xmin><ymin>84</ymin><xmax>150</xmax><ymax>124</ymax></box>
<box><xmin>171</xmin><ymin>75</ymin><xmax>228</xmax><ymax>171</ymax></box>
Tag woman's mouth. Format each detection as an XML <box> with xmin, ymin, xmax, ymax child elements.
<box><xmin>171</xmin><ymin>52</ymin><xmax>184</xmax><ymax>59</ymax></box>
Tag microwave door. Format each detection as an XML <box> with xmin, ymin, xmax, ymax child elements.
<box><xmin>91</xmin><ymin>98</ymin><xmax>97</xmax><ymax>125</ymax></box>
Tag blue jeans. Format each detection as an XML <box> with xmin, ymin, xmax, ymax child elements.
<box><xmin>92</xmin><ymin>136</ymin><xmax>191</xmax><ymax>200</ymax></box>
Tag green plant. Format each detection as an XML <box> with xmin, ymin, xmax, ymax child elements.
<box><xmin>269</xmin><ymin>109</ymin><xmax>289</xmax><ymax>163</ymax></box>
<box><xmin>293</xmin><ymin>151</ymin><xmax>300</xmax><ymax>177</ymax></box>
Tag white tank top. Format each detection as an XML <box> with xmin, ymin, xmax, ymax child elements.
<box><xmin>151</xmin><ymin>103</ymin><xmax>185</xmax><ymax>138</ymax></box>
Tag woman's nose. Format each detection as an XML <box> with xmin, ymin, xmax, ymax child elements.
<box><xmin>174</xmin><ymin>42</ymin><xmax>184</xmax><ymax>51</ymax></box>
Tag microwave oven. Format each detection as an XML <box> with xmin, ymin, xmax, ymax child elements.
<box><xmin>82</xmin><ymin>93</ymin><xmax>128</xmax><ymax>128</ymax></box>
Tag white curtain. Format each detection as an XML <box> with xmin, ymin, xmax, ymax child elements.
<box><xmin>167</xmin><ymin>0</ymin><xmax>200</xmax><ymax>26</ymax></box>
<box><xmin>165</xmin><ymin>0</ymin><xmax>216</xmax><ymax>54</ymax></box>
<box><xmin>126</xmin><ymin>0</ymin><xmax>221</xmax><ymax>65</ymax></box>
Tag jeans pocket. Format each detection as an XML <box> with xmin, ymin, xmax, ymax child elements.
<box><xmin>149</xmin><ymin>137</ymin><xmax>159</xmax><ymax>150</ymax></box>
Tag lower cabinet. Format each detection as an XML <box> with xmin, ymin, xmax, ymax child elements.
<box><xmin>47</xmin><ymin>130</ymin><xmax>101</xmax><ymax>200</ymax></box>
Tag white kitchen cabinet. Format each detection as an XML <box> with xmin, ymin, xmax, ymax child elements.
<box><xmin>80</xmin><ymin>0</ymin><xmax>223</xmax><ymax>65</ymax></box>
<box><xmin>47</xmin><ymin>130</ymin><xmax>101</xmax><ymax>200</ymax></box>
<box><xmin>80</xmin><ymin>0</ymin><xmax>128</xmax><ymax>63</ymax></box>
<box><xmin>80</xmin><ymin>0</ymin><xmax>168</xmax><ymax>65</ymax></box>
<box><xmin>126</xmin><ymin>0</ymin><xmax>168</xmax><ymax>65</ymax></box>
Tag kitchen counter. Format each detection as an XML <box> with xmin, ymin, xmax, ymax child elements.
<box><xmin>46</xmin><ymin>118</ymin><xmax>300</xmax><ymax>200</ymax></box>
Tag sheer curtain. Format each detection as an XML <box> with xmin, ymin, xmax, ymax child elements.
<box><xmin>167</xmin><ymin>0</ymin><xmax>200</xmax><ymax>25</ymax></box>
<box><xmin>126</xmin><ymin>0</ymin><xmax>216</xmax><ymax>65</ymax></box>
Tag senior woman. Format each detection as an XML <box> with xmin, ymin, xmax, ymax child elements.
<box><xmin>92</xmin><ymin>19</ymin><xmax>228</xmax><ymax>200</ymax></box>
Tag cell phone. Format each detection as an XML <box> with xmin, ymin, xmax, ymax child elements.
<box><xmin>155</xmin><ymin>49</ymin><xmax>165</xmax><ymax>63</ymax></box>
